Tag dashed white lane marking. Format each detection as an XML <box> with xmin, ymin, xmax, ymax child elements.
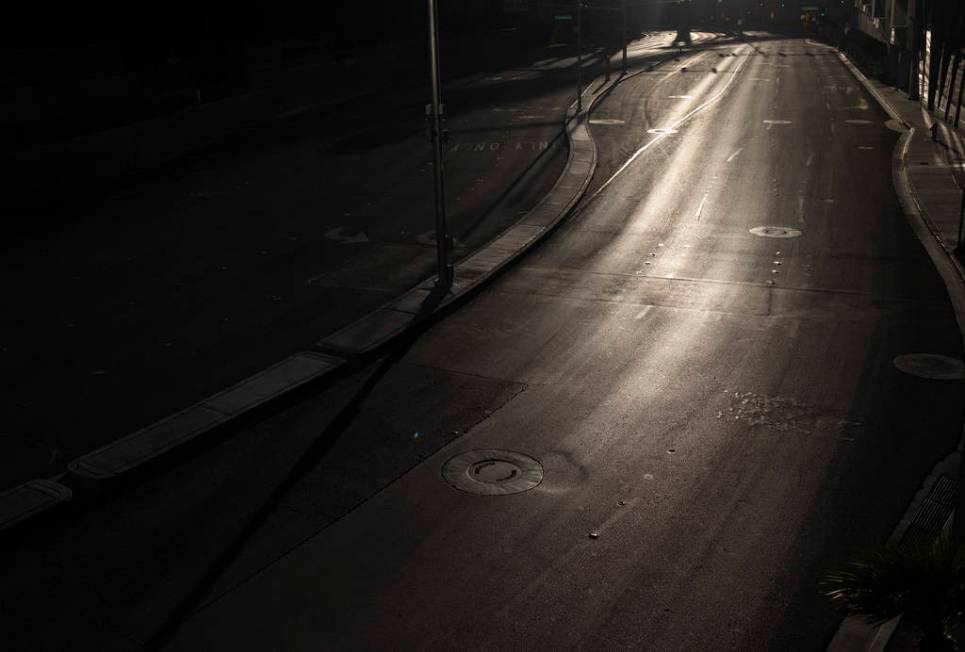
<box><xmin>726</xmin><ymin>147</ymin><xmax>744</xmax><ymax>163</ymax></box>
<box><xmin>668</xmin><ymin>95</ymin><xmax>693</xmax><ymax>99</ymax></box>
<box><xmin>635</xmin><ymin>307</ymin><xmax>652</xmax><ymax>320</ymax></box>
<box><xmin>589</xmin><ymin>118</ymin><xmax>626</xmax><ymax>125</ymax></box>
<box><xmin>798</xmin><ymin>196</ymin><xmax>805</xmax><ymax>224</ymax></box>
<box><xmin>805</xmin><ymin>152</ymin><xmax>814</xmax><ymax>167</ymax></box>
<box><xmin>696</xmin><ymin>193</ymin><xmax>709</xmax><ymax>221</ymax></box>
<box><xmin>764</xmin><ymin>119</ymin><xmax>792</xmax><ymax>131</ymax></box>
<box><xmin>845</xmin><ymin>119</ymin><xmax>873</xmax><ymax>124</ymax></box>
<box><xmin>587</xmin><ymin>47</ymin><xmax>751</xmax><ymax>201</ymax></box>
<box><xmin>859</xmin><ymin>146</ymin><xmax>875</xmax><ymax>150</ymax></box>
<box><xmin>750</xmin><ymin>78</ymin><xmax>772</xmax><ymax>81</ymax></box>
<box><xmin>825</xmin><ymin>101</ymin><xmax>832</xmax><ymax>110</ymax></box>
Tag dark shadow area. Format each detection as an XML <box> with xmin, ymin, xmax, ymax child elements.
<box><xmin>142</xmin><ymin>285</ymin><xmax>450</xmax><ymax>650</ymax></box>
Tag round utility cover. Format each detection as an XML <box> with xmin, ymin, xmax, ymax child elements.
<box><xmin>442</xmin><ymin>449</ymin><xmax>543</xmax><ymax>495</ymax></box>
<box><xmin>749</xmin><ymin>226</ymin><xmax>802</xmax><ymax>238</ymax></box>
<box><xmin>893</xmin><ymin>354</ymin><xmax>965</xmax><ymax>380</ymax></box>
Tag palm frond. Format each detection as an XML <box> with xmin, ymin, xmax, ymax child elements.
<box><xmin>822</xmin><ymin>537</ymin><xmax>965</xmax><ymax>630</ymax></box>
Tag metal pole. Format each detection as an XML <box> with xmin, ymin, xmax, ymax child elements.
<box><xmin>577</xmin><ymin>1</ymin><xmax>583</xmax><ymax>114</ymax></box>
<box><xmin>957</xmin><ymin>186</ymin><xmax>965</xmax><ymax>254</ymax></box>
<box><xmin>428</xmin><ymin>0</ymin><xmax>452</xmax><ymax>289</ymax></box>
<box><xmin>621</xmin><ymin>0</ymin><xmax>627</xmax><ymax>75</ymax></box>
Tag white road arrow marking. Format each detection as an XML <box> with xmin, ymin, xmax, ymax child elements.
<box><xmin>325</xmin><ymin>227</ymin><xmax>370</xmax><ymax>245</ymax></box>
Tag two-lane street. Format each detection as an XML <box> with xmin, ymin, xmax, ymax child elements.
<box><xmin>160</xmin><ymin>34</ymin><xmax>964</xmax><ymax>651</ymax></box>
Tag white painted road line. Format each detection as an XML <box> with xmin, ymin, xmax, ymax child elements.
<box><xmin>696</xmin><ymin>193</ymin><xmax>709</xmax><ymax>221</ymax></box>
<box><xmin>726</xmin><ymin>147</ymin><xmax>743</xmax><ymax>163</ymax></box>
<box><xmin>764</xmin><ymin>119</ymin><xmax>792</xmax><ymax>131</ymax></box>
<box><xmin>845</xmin><ymin>119</ymin><xmax>873</xmax><ymax>124</ymax></box>
<box><xmin>586</xmin><ymin>46</ymin><xmax>751</xmax><ymax>202</ymax></box>
<box><xmin>589</xmin><ymin>118</ymin><xmax>626</xmax><ymax>125</ymax></box>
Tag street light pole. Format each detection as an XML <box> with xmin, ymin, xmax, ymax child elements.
<box><xmin>427</xmin><ymin>0</ymin><xmax>453</xmax><ymax>289</ymax></box>
<box><xmin>577</xmin><ymin>1</ymin><xmax>583</xmax><ymax>113</ymax></box>
<box><xmin>621</xmin><ymin>0</ymin><xmax>628</xmax><ymax>75</ymax></box>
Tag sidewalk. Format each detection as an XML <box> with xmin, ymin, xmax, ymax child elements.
<box><xmin>855</xmin><ymin>69</ymin><xmax>965</xmax><ymax>287</ymax></box>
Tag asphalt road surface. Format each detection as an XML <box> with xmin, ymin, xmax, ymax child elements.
<box><xmin>3</xmin><ymin>33</ymin><xmax>963</xmax><ymax>651</ymax></box>
<box><xmin>163</xmin><ymin>34</ymin><xmax>964</xmax><ymax>650</ymax></box>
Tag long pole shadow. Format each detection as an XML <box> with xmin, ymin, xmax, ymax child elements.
<box><xmin>144</xmin><ymin>289</ymin><xmax>448</xmax><ymax>651</ymax></box>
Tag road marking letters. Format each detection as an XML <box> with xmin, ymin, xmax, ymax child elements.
<box><xmin>450</xmin><ymin>141</ymin><xmax>550</xmax><ymax>152</ymax></box>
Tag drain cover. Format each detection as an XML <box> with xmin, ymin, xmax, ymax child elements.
<box><xmin>893</xmin><ymin>354</ymin><xmax>965</xmax><ymax>380</ymax></box>
<box><xmin>749</xmin><ymin>226</ymin><xmax>802</xmax><ymax>238</ymax></box>
<box><xmin>442</xmin><ymin>449</ymin><xmax>543</xmax><ymax>495</ymax></box>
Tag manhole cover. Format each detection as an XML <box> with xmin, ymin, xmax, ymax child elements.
<box><xmin>893</xmin><ymin>354</ymin><xmax>965</xmax><ymax>380</ymax></box>
<box><xmin>749</xmin><ymin>226</ymin><xmax>802</xmax><ymax>238</ymax></box>
<box><xmin>647</xmin><ymin>128</ymin><xmax>678</xmax><ymax>135</ymax></box>
<box><xmin>442</xmin><ymin>449</ymin><xmax>543</xmax><ymax>495</ymax></box>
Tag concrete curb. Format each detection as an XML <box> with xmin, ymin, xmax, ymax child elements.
<box><xmin>0</xmin><ymin>55</ymin><xmax>632</xmax><ymax>531</ymax></box>
<box><xmin>0</xmin><ymin>480</ymin><xmax>72</xmax><ymax>533</ymax></box>
<box><xmin>822</xmin><ymin>42</ymin><xmax>965</xmax><ymax>652</ymax></box>
<box><xmin>67</xmin><ymin>352</ymin><xmax>344</xmax><ymax>481</ymax></box>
